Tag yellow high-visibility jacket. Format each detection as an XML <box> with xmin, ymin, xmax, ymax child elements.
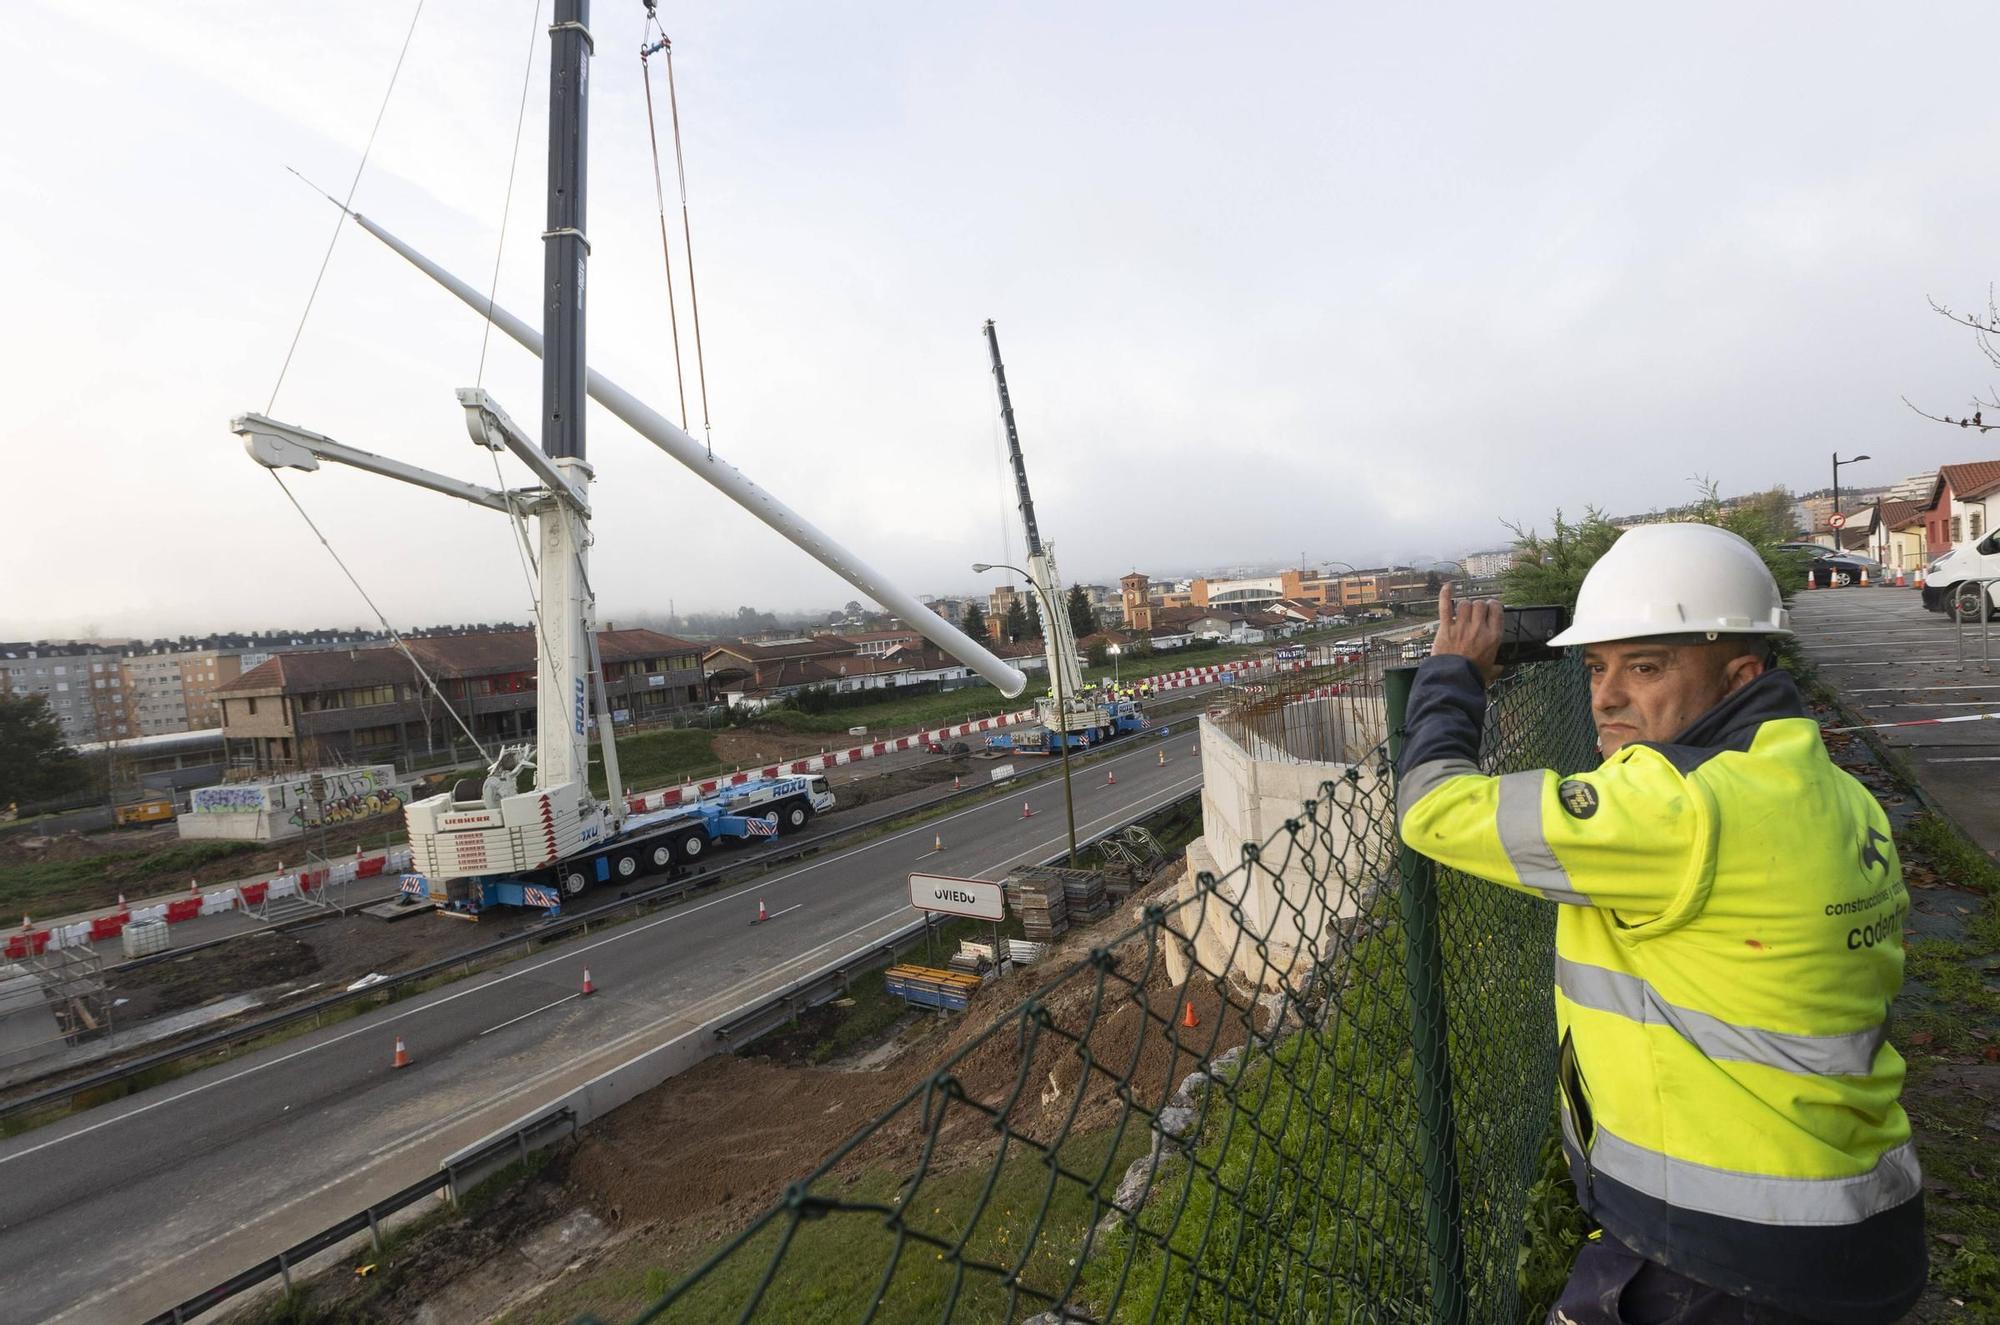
<box><xmin>1398</xmin><ymin>659</ymin><xmax>1924</xmax><ymax>1324</ymax></box>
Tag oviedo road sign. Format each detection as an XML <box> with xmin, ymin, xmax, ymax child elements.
<box><xmin>908</xmin><ymin>872</ymin><xmax>1005</xmax><ymax>922</ymax></box>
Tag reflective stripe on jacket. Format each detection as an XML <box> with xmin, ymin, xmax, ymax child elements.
<box><xmin>1397</xmin><ymin>658</ymin><xmax>1924</xmax><ymax>1324</ymax></box>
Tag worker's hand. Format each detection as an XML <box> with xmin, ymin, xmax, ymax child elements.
<box><xmin>1432</xmin><ymin>583</ymin><xmax>1503</xmax><ymax>686</ymax></box>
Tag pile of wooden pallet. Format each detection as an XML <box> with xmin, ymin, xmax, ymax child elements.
<box><xmin>1004</xmin><ymin>867</ymin><xmax>1071</xmax><ymax>940</ymax></box>
<box><xmin>1062</xmin><ymin>870</ymin><xmax>1109</xmax><ymax>925</ymax></box>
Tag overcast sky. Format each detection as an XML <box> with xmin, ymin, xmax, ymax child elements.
<box><xmin>6</xmin><ymin>2</ymin><xmax>1999</xmax><ymax>639</ymax></box>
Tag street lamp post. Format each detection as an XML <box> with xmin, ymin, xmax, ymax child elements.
<box><xmin>1832</xmin><ymin>452</ymin><xmax>1871</xmax><ymax>517</ymax></box>
<box><xmin>974</xmin><ymin>562</ymin><xmax>1080</xmax><ymax>868</ymax></box>
<box><xmin>1108</xmin><ymin>642</ymin><xmax>1121</xmax><ymax>688</ymax></box>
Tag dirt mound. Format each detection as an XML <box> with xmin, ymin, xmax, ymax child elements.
<box><xmin>564</xmin><ymin>865</ymin><xmax>1240</xmax><ymax>1244</ymax></box>
<box><xmin>567</xmin><ymin>1056</ymin><xmax>906</xmax><ymax>1236</ymax></box>
<box><xmin>109</xmin><ymin>931</ymin><xmax>321</xmax><ymax>1020</ymax></box>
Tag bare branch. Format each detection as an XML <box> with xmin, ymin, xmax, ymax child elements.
<box><xmin>1927</xmin><ymin>293</ymin><xmax>2000</xmax><ymax>337</ymax></box>
<box><xmin>1901</xmin><ymin>395</ymin><xmax>2000</xmax><ymax>431</ymax></box>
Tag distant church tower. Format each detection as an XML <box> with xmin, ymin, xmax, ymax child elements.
<box><xmin>1119</xmin><ymin>570</ymin><xmax>1153</xmax><ymax>631</ymax></box>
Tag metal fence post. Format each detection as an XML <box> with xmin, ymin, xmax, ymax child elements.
<box><xmin>1385</xmin><ymin>665</ymin><xmax>1469</xmax><ymax>1325</ymax></box>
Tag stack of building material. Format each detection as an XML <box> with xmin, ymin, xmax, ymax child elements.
<box><xmin>949</xmin><ymin>939</ymin><xmax>997</xmax><ymax>976</ymax></box>
<box><xmin>1007</xmin><ymin>939</ymin><xmax>1048</xmax><ymax>967</ymax></box>
<box><xmin>884</xmin><ymin>965</ymin><xmax>984</xmax><ymax>1013</ymax></box>
<box><xmin>1062</xmin><ymin>871</ymin><xmax>1109</xmax><ymax>924</ymax></box>
<box><xmin>1004</xmin><ymin>869</ymin><xmax>1070</xmax><ymax>941</ymax></box>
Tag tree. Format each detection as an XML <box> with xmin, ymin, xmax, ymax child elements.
<box><xmin>1500</xmin><ymin>508</ymin><xmax>1625</xmax><ymax>609</ymax></box>
<box><xmin>961</xmin><ymin>600</ymin><xmax>989</xmax><ymax>640</ymax></box>
<box><xmin>1503</xmin><ymin>483</ymin><xmax>1808</xmax><ymax>611</ymax></box>
<box><xmin>1904</xmin><ymin>289</ymin><xmax>2000</xmax><ymax>435</ymax></box>
<box><xmin>1066</xmin><ymin>584</ymin><xmax>1096</xmax><ymax>639</ymax></box>
<box><xmin>0</xmin><ymin>694</ymin><xmax>88</xmax><ymax>809</ymax></box>
<box><xmin>1002</xmin><ymin>597</ymin><xmax>1032</xmax><ymax>643</ymax></box>
<box><xmin>1086</xmin><ymin>641</ymin><xmax>1110</xmax><ymax>669</ymax></box>
<box><xmin>1025</xmin><ymin>593</ymin><xmax>1045</xmax><ymax>640</ymax></box>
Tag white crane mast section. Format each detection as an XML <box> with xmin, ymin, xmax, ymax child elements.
<box><xmin>538</xmin><ymin>457</ymin><xmax>595</xmax><ymax>792</ymax></box>
<box><xmin>350</xmin><ymin>212</ymin><xmax>1029</xmax><ymax>701</ymax></box>
<box><xmin>1032</xmin><ymin>544</ymin><xmax>1091</xmax><ymax>725</ymax></box>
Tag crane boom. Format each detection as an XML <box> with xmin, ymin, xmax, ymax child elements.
<box><xmin>982</xmin><ymin>320</ymin><xmax>1084</xmax><ymax>708</ymax></box>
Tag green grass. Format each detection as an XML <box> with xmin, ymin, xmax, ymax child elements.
<box><xmin>1902</xmin><ymin>811</ymin><xmax>2000</xmax><ymax>951</ymax></box>
<box><xmin>754</xmin><ymin>689</ymin><xmax>1035</xmax><ymax>737</ymax></box>
<box><xmin>506</xmin><ymin>1127</ymin><xmax>1150</xmax><ymax>1325</ymax></box>
<box><xmin>0</xmin><ymin>838</ymin><xmax>261</xmax><ymax>915</ymax></box>
<box><xmin>590</xmin><ymin>728</ymin><xmax>719</xmax><ymax>798</ymax></box>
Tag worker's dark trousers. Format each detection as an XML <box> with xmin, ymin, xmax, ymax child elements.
<box><xmin>1548</xmin><ymin>1233</ymin><xmax>1823</xmax><ymax>1325</ymax></box>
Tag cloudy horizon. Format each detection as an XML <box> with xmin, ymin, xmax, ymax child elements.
<box><xmin>6</xmin><ymin>2</ymin><xmax>1997</xmax><ymax>641</ymax></box>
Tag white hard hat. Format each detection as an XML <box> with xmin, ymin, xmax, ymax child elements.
<box><xmin>1547</xmin><ymin>522</ymin><xmax>1792</xmax><ymax>647</ymax></box>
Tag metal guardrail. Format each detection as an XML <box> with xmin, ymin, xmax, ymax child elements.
<box><xmin>144</xmin><ymin>1169</ymin><xmax>451</xmax><ymax>1324</ymax></box>
<box><xmin>135</xmin><ymin>785</ymin><xmax>1201</xmax><ymax>1325</ymax></box>
<box><xmin>0</xmin><ymin>732</ymin><xmax>1176</xmax><ymax>1120</ymax></box>
<box><xmin>1952</xmin><ymin>576</ymin><xmax>1999</xmax><ymax>674</ymax></box>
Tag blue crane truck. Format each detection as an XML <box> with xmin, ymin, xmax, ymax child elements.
<box><xmin>400</xmin><ymin>772</ymin><xmax>836</xmax><ymax>918</ymax></box>
<box><xmin>985</xmin><ymin>699</ymin><xmax>1147</xmax><ymax>755</ymax></box>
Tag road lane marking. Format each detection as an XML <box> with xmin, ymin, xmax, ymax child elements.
<box><xmin>756</xmin><ymin>903</ymin><xmax>804</xmax><ymax>923</ymax></box>
<box><xmin>45</xmin><ymin>897</ymin><xmax>951</xmax><ymax>1321</ymax></box>
<box><xmin>31</xmin><ymin>772</ymin><xmax>1211</xmax><ymax>1319</ymax></box>
<box><xmin>0</xmin><ymin>753</ymin><xmax>1192</xmax><ymax>1165</ymax></box>
<box><xmin>478</xmin><ymin>994</ymin><xmax>580</xmax><ymax>1037</ymax></box>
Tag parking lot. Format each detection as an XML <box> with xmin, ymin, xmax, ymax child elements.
<box><xmin>1789</xmin><ymin>584</ymin><xmax>2000</xmax><ymax>852</ymax></box>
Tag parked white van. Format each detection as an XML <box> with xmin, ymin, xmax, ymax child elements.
<box><xmin>1922</xmin><ymin>530</ymin><xmax>2000</xmax><ymax>619</ymax></box>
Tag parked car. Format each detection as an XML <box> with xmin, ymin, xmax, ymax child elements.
<box><xmin>1807</xmin><ymin>552</ymin><xmax>1884</xmax><ymax>589</ymax></box>
<box><xmin>1921</xmin><ymin>529</ymin><xmax>2000</xmax><ymax>619</ymax></box>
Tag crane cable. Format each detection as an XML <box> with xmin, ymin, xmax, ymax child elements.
<box><xmin>255</xmin><ymin>0</ymin><xmax>489</xmax><ymax>763</ymax></box>
<box><xmin>640</xmin><ymin>4</ymin><xmax>715</xmax><ymax>459</ymax></box>
<box><xmin>475</xmin><ymin>0</ymin><xmax>566</xmax><ymax>706</ymax></box>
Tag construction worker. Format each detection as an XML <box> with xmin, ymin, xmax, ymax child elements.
<box><xmin>1398</xmin><ymin>524</ymin><xmax>1923</xmax><ymax>1324</ymax></box>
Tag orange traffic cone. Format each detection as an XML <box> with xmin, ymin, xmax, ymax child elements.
<box><xmin>933</xmin><ymin>834</ymin><xmax>944</xmax><ymax>852</ymax></box>
<box><xmin>1158</xmin><ymin>749</ymin><xmax>1166</xmax><ymax>766</ymax></box>
<box><xmin>755</xmin><ymin>899</ymin><xmax>769</xmax><ymax>924</ymax></box>
<box><xmin>1860</xmin><ymin>567</ymin><xmax>1870</xmax><ymax>587</ymax></box>
<box><xmin>953</xmin><ymin>776</ymin><xmax>961</xmax><ymax>789</ymax></box>
<box><xmin>1106</xmin><ymin>771</ymin><xmax>1116</xmax><ymax>786</ymax></box>
<box><xmin>1180</xmin><ymin>1001</ymin><xmax>1199</xmax><ymax>1029</ymax></box>
<box><xmin>1915</xmin><ymin>567</ymin><xmax>1927</xmax><ymax>590</ymax></box>
<box><xmin>393</xmin><ymin>1036</ymin><xmax>411</xmax><ymax>1069</ymax></box>
<box><xmin>581</xmin><ymin>968</ymin><xmax>595</xmax><ymax>997</ymax></box>
<box><xmin>189</xmin><ymin>879</ymin><xmax>200</xmax><ymax>894</ymax></box>
<box><xmin>1021</xmin><ymin>802</ymin><xmax>1035</xmax><ymax>819</ymax></box>
<box><xmin>1189</xmin><ymin>743</ymin><xmax>1197</xmax><ymax>755</ymax></box>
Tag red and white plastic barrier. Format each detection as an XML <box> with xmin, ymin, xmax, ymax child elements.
<box><xmin>16</xmin><ymin>848</ymin><xmax>414</xmax><ymax>953</ymax></box>
<box><xmin>623</xmin><ymin>657</ymin><xmax>1296</xmax><ymax>814</ymax></box>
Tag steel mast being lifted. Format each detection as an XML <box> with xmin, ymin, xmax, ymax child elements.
<box><xmin>231</xmin><ymin>4</ymin><xmax>1027</xmax><ymax>912</ymax></box>
<box><xmin>983</xmin><ymin>320</ymin><xmax>1115</xmax><ymax>742</ymax></box>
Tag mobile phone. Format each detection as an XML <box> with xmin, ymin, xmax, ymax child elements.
<box><xmin>1495</xmin><ymin>604</ymin><xmax>1569</xmax><ymax>667</ymax></box>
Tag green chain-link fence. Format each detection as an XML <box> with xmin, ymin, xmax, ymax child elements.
<box><xmin>609</xmin><ymin>658</ymin><xmax>1598</xmax><ymax>1325</ymax></box>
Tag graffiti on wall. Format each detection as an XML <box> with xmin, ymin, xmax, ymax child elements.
<box><xmin>287</xmin><ymin>784</ymin><xmax>404</xmax><ymax>829</ymax></box>
<box><xmin>190</xmin><ymin>765</ymin><xmax>405</xmax><ymax>826</ymax></box>
<box><xmin>276</xmin><ymin>766</ymin><xmax>403</xmax><ymax>829</ymax></box>
<box><xmin>190</xmin><ymin>785</ymin><xmax>268</xmax><ymax>814</ymax></box>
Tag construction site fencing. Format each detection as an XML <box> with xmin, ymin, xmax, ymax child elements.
<box><xmin>611</xmin><ymin>656</ymin><xmax>1599</xmax><ymax>1325</ymax></box>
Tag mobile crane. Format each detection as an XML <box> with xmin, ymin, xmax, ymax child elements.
<box><xmin>979</xmin><ymin>320</ymin><xmax>1146</xmax><ymax>756</ymax></box>
<box><xmin>231</xmin><ymin>2</ymin><xmax>1026</xmax><ymax>916</ymax></box>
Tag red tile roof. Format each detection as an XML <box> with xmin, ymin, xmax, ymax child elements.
<box><xmin>1870</xmin><ymin>498</ymin><xmax>1926</xmax><ymax>532</ymax></box>
<box><xmin>1937</xmin><ymin>461</ymin><xmax>2000</xmax><ymax>503</ymax></box>
<box><xmin>218</xmin><ymin>628</ymin><xmax>697</xmax><ymax>695</ymax></box>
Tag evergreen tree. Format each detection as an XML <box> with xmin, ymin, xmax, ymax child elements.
<box><xmin>1025</xmin><ymin>593</ymin><xmax>1045</xmax><ymax>640</ymax></box>
<box><xmin>1065</xmin><ymin>584</ymin><xmax>1096</xmax><ymax>639</ymax></box>
<box><xmin>961</xmin><ymin>600</ymin><xmax>989</xmax><ymax>640</ymax></box>
<box><xmin>1003</xmin><ymin>597</ymin><xmax>1032</xmax><ymax>643</ymax></box>
<box><xmin>0</xmin><ymin>694</ymin><xmax>87</xmax><ymax>808</ymax></box>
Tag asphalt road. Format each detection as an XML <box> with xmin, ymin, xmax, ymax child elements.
<box><xmin>0</xmin><ymin>733</ymin><xmax>1203</xmax><ymax>1324</ymax></box>
<box><xmin>1786</xmin><ymin>586</ymin><xmax>2000</xmax><ymax>851</ymax></box>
